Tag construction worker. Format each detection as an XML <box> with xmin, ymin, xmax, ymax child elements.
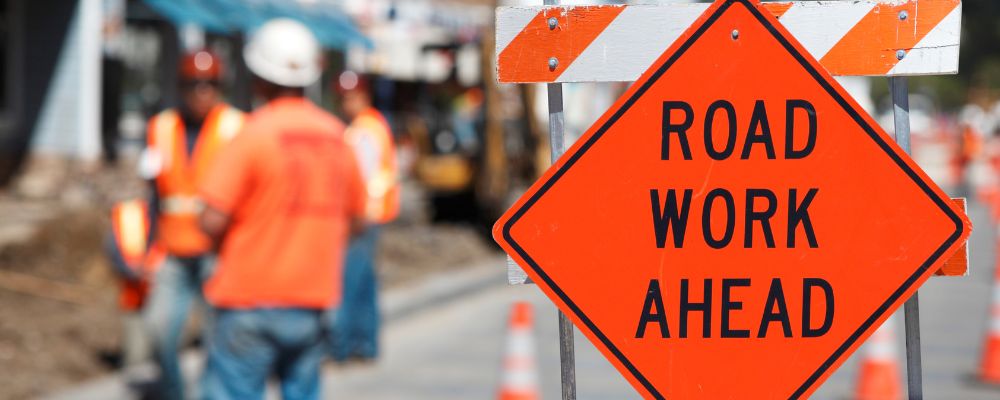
<box><xmin>105</xmin><ymin>199</ymin><xmax>165</xmax><ymax>395</ymax></box>
<box><xmin>330</xmin><ymin>71</ymin><xmax>400</xmax><ymax>362</ymax></box>
<box><xmin>138</xmin><ymin>49</ymin><xmax>245</xmax><ymax>400</ymax></box>
<box><xmin>198</xmin><ymin>19</ymin><xmax>365</xmax><ymax>399</ymax></box>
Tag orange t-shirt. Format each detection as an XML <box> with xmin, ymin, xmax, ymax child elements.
<box><xmin>199</xmin><ymin>97</ymin><xmax>365</xmax><ymax>309</ymax></box>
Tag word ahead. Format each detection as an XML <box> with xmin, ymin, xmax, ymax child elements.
<box><xmin>635</xmin><ymin>278</ymin><xmax>833</xmax><ymax>339</ymax></box>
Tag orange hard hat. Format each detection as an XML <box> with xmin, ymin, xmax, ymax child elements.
<box><xmin>180</xmin><ymin>50</ymin><xmax>223</xmax><ymax>81</ymax></box>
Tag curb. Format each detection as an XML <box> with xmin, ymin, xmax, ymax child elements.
<box><xmin>382</xmin><ymin>257</ymin><xmax>507</xmax><ymax>323</ymax></box>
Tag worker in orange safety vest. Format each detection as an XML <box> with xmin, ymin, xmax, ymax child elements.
<box><xmin>197</xmin><ymin>19</ymin><xmax>366</xmax><ymax>397</ymax></box>
<box><xmin>137</xmin><ymin>49</ymin><xmax>245</xmax><ymax>400</ymax></box>
<box><xmin>106</xmin><ymin>199</ymin><xmax>167</xmax><ymax>395</ymax></box>
<box><xmin>328</xmin><ymin>71</ymin><xmax>400</xmax><ymax>362</ymax></box>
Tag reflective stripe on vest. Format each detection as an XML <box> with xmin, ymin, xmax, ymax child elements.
<box><xmin>215</xmin><ymin>107</ymin><xmax>243</xmax><ymax>141</ymax></box>
<box><xmin>161</xmin><ymin>194</ymin><xmax>205</xmax><ymax>216</ymax></box>
<box><xmin>111</xmin><ymin>200</ymin><xmax>150</xmax><ymax>268</ymax></box>
<box><xmin>152</xmin><ymin>110</ymin><xmax>180</xmax><ymax>173</ymax></box>
<box><xmin>347</xmin><ymin>108</ymin><xmax>400</xmax><ymax>223</ymax></box>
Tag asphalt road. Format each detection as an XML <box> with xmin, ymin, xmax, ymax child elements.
<box><xmin>323</xmin><ymin>198</ymin><xmax>999</xmax><ymax>399</ymax></box>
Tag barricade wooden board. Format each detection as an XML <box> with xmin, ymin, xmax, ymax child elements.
<box><xmin>493</xmin><ymin>1</ymin><xmax>970</xmax><ymax>398</ymax></box>
<box><xmin>496</xmin><ymin>0</ymin><xmax>962</xmax><ymax>82</ymax></box>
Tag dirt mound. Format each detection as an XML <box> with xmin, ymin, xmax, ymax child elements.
<box><xmin>0</xmin><ymin>204</ymin><xmax>498</xmax><ymax>399</ymax></box>
<box><xmin>379</xmin><ymin>223</ymin><xmax>498</xmax><ymax>287</ymax></box>
<box><xmin>0</xmin><ymin>210</ymin><xmax>120</xmax><ymax>400</ymax></box>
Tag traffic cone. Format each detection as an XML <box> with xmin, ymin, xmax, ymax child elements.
<box><xmin>854</xmin><ymin>314</ymin><xmax>902</xmax><ymax>400</ymax></box>
<box><xmin>978</xmin><ymin>233</ymin><xmax>1000</xmax><ymax>384</ymax></box>
<box><xmin>498</xmin><ymin>302</ymin><xmax>539</xmax><ymax>400</ymax></box>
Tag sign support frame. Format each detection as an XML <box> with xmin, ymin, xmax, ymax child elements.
<box><xmin>543</xmin><ymin>1</ymin><xmax>577</xmax><ymax>399</ymax></box>
<box><xmin>891</xmin><ymin>75</ymin><xmax>924</xmax><ymax>400</ymax></box>
<box><xmin>496</xmin><ymin>1</ymin><xmax>964</xmax><ymax>397</ymax></box>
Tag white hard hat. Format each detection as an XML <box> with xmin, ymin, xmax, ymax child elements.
<box><xmin>244</xmin><ymin>18</ymin><xmax>322</xmax><ymax>88</ymax></box>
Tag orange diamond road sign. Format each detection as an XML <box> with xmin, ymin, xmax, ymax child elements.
<box><xmin>493</xmin><ymin>0</ymin><xmax>971</xmax><ymax>399</ymax></box>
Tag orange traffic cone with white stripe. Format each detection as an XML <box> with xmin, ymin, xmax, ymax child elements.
<box><xmin>498</xmin><ymin>302</ymin><xmax>539</xmax><ymax>400</ymax></box>
<box><xmin>854</xmin><ymin>313</ymin><xmax>902</xmax><ymax>400</ymax></box>
<box><xmin>979</xmin><ymin>232</ymin><xmax>1000</xmax><ymax>384</ymax></box>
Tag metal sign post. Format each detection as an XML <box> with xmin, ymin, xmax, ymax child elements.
<box><xmin>891</xmin><ymin>75</ymin><xmax>923</xmax><ymax>400</ymax></box>
<box><xmin>543</xmin><ymin>3</ymin><xmax>577</xmax><ymax>399</ymax></box>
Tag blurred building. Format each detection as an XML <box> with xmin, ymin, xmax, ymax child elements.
<box><xmin>0</xmin><ymin>0</ymin><xmax>103</xmax><ymax>189</ymax></box>
<box><xmin>0</xmin><ymin>0</ymin><xmax>586</xmax><ymax>220</ymax></box>
<box><xmin>343</xmin><ymin>0</ymin><xmax>491</xmax><ymax>84</ymax></box>
<box><xmin>0</xmin><ymin>0</ymin><xmax>369</xmax><ymax>195</ymax></box>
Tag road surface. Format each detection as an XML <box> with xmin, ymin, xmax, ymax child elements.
<box><xmin>322</xmin><ymin>199</ymin><xmax>999</xmax><ymax>399</ymax></box>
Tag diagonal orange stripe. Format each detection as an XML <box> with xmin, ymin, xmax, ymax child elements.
<box><xmin>820</xmin><ymin>0</ymin><xmax>959</xmax><ymax>75</ymax></box>
<box><xmin>498</xmin><ymin>5</ymin><xmax>626</xmax><ymax>83</ymax></box>
<box><xmin>761</xmin><ymin>2</ymin><xmax>793</xmax><ymax>19</ymax></box>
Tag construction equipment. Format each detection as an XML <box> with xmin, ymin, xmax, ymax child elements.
<box><xmin>409</xmin><ymin>34</ymin><xmax>543</xmax><ymax>224</ymax></box>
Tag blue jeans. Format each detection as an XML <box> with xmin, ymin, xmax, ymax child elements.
<box><xmin>143</xmin><ymin>255</ymin><xmax>214</xmax><ymax>400</ymax></box>
<box><xmin>203</xmin><ymin>308</ymin><xmax>325</xmax><ymax>400</ymax></box>
<box><xmin>329</xmin><ymin>227</ymin><xmax>380</xmax><ymax>361</ymax></box>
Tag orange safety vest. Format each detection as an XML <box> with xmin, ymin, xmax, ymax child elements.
<box><xmin>346</xmin><ymin>107</ymin><xmax>400</xmax><ymax>224</ymax></box>
<box><xmin>111</xmin><ymin>200</ymin><xmax>152</xmax><ymax>269</ymax></box>
<box><xmin>110</xmin><ymin>200</ymin><xmax>167</xmax><ymax>310</ymax></box>
<box><xmin>147</xmin><ymin>104</ymin><xmax>245</xmax><ymax>256</ymax></box>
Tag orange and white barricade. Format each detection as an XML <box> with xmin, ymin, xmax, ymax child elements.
<box><xmin>496</xmin><ymin>0</ymin><xmax>961</xmax><ymax>84</ymax></box>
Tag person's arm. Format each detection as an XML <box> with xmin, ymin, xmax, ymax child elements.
<box><xmin>346</xmin><ymin>142</ymin><xmax>368</xmax><ymax>238</ymax></box>
<box><xmin>138</xmin><ymin>140</ymin><xmax>163</xmax><ymax>247</ymax></box>
<box><xmin>350</xmin><ymin>215</ymin><xmax>366</xmax><ymax>238</ymax></box>
<box><xmin>199</xmin><ymin>204</ymin><xmax>231</xmax><ymax>249</ymax></box>
<box><xmin>146</xmin><ymin>179</ymin><xmax>159</xmax><ymax>248</ymax></box>
<box><xmin>197</xmin><ymin>127</ymin><xmax>254</xmax><ymax>249</ymax></box>
<box><xmin>104</xmin><ymin>232</ymin><xmax>142</xmax><ymax>282</ymax></box>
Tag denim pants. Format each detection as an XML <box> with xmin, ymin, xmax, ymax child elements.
<box><xmin>329</xmin><ymin>226</ymin><xmax>380</xmax><ymax>361</ymax></box>
<box><xmin>143</xmin><ymin>255</ymin><xmax>214</xmax><ymax>400</ymax></box>
<box><xmin>203</xmin><ymin>308</ymin><xmax>326</xmax><ymax>400</ymax></box>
